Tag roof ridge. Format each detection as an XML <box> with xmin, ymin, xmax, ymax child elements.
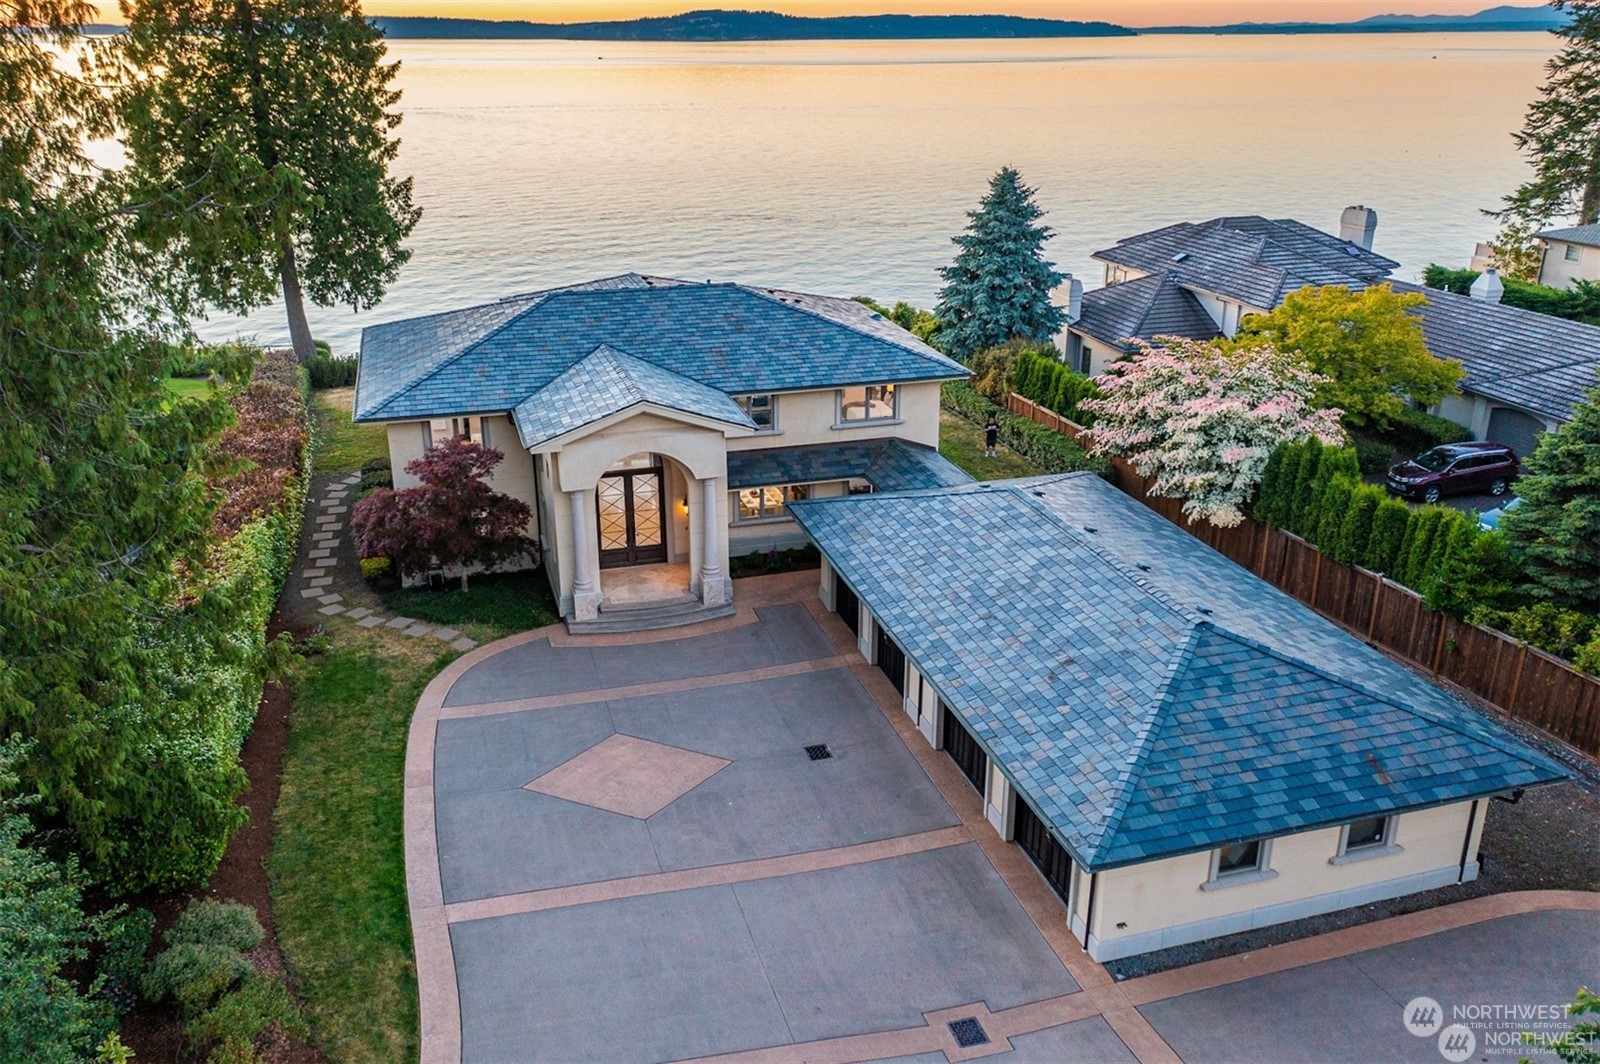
<box><xmin>1202</xmin><ymin>624</ymin><xmax>1552</xmax><ymax>769</ymax></box>
<box><xmin>1087</xmin><ymin>621</ymin><xmax>1209</xmax><ymax>858</ymax></box>
<box><xmin>735</xmin><ymin>285</ymin><xmax>965</xmax><ymax>376</ymax></box>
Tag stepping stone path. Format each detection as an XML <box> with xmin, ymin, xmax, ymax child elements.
<box><xmin>295</xmin><ymin>473</ymin><xmax>478</xmax><ymax>652</ymax></box>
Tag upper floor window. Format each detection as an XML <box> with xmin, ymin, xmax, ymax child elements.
<box><xmin>427</xmin><ymin>416</ymin><xmax>487</xmax><ymax>449</ymax></box>
<box><xmin>735</xmin><ymin>394</ymin><xmax>778</xmax><ymax>432</ymax></box>
<box><xmin>839</xmin><ymin>384</ymin><xmax>898</xmax><ymax>423</ymax></box>
<box><xmin>1566</xmin><ymin>244</ymin><xmax>1583</xmax><ymax>262</ymax></box>
<box><xmin>733</xmin><ymin>483</ymin><xmax>809</xmax><ymax>523</ymax></box>
<box><xmin>1106</xmin><ymin>264</ymin><xmax>1130</xmax><ymax>285</ymax></box>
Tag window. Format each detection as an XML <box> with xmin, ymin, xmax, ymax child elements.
<box><xmin>427</xmin><ymin>416</ymin><xmax>487</xmax><ymax>449</ymax></box>
<box><xmin>735</xmin><ymin>394</ymin><xmax>778</xmax><ymax>432</ymax></box>
<box><xmin>839</xmin><ymin>384</ymin><xmax>898</xmax><ymax>423</ymax></box>
<box><xmin>1566</xmin><ymin>244</ymin><xmax>1582</xmax><ymax>262</ymax></box>
<box><xmin>1332</xmin><ymin>815</ymin><xmax>1402</xmax><ymax>864</ymax></box>
<box><xmin>734</xmin><ymin>483</ymin><xmax>809</xmax><ymax>523</ymax></box>
<box><xmin>1203</xmin><ymin>838</ymin><xmax>1277</xmax><ymax>890</ymax></box>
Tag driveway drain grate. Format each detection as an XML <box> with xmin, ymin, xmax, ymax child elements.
<box><xmin>805</xmin><ymin>744</ymin><xmax>832</xmax><ymax>761</ymax></box>
<box><xmin>948</xmin><ymin>1018</ymin><xmax>989</xmax><ymax>1048</ymax></box>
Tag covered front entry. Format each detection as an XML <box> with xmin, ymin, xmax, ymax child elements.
<box><xmin>596</xmin><ymin>454</ymin><xmax>667</xmax><ymax>568</ymax></box>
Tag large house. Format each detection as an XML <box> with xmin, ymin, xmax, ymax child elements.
<box><xmin>1065</xmin><ymin>211</ymin><xmax>1600</xmax><ymax>457</ymax></box>
<box><xmin>353</xmin><ymin>274</ymin><xmax>971</xmax><ymax>629</ymax></box>
<box><xmin>1536</xmin><ymin>222</ymin><xmax>1600</xmax><ymax>289</ymax></box>
<box><xmin>790</xmin><ymin>472</ymin><xmax>1567</xmax><ymax>960</ymax></box>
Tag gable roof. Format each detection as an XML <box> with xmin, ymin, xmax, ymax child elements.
<box><xmin>512</xmin><ymin>344</ymin><xmax>755</xmax><ymax>448</ymax></box>
<box><xmin>1094</xmin><ymin>216</ymin><xmax>1398</xmax><ymax>310</ymax></box>
<box><xmin>1394</xmin><ymin>282</ymin><xmax>1600</xmax><ymax>422</ymax></box>
<box><xmin>1073</xmin><ymin>272</ymin><xmax>1223</xmax><ymax>351</ymax></box>
<box><xmin>790</xmin><ymin>474</ymin><xmax>1566</xmax><ymax>871</ymax></box>
<box><xmin>355</xmin><ymin>274</ymin><xmax>967</xmax><ymax>425</ymax></box>
<box><xmin>1537</xmin><ymin>222</ymin><xmax>1600</xmax><ymax>249</ymax></box>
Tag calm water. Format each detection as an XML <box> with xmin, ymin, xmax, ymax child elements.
<box><xmin>189</xmin><ymin>33</ymin><xmax>1557</xmax><ymax>356</ymax></box>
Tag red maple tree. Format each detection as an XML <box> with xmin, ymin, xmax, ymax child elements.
<box><xmin>351</xmin><ymin>437</ymin><xmax>534</xmax><ymax>590</ymax></box>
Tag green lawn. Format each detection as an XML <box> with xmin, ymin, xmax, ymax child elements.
<box><xmin>162</xmin><ymin>375</ymin><xmax>216</xmax><ymax>399</ymax></box>
<box><xmin>270</xmin><ymin>627</ymin><xmax>453</xmax><ymax>1064</ymax></box>
<box><xmin>939</xmin><ymin>410</ymin><xmax>1043</xmax><ymax>481</ymax></box>
<box><xmin>313</xmin><ymin>386</ymin><xmax>389</xmax><ymax>474</ymax></box>
<box><xmin>381</xmin><ymin>569</ymin><xmax>560</xmax><ymax>644</ymax></box>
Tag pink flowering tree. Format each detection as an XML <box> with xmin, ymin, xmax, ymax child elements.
<box><xmin>1081</xmin><ymin>338</ymin><xmax>1346</xmax><ymax>527</ymax></box>
<box><xmin>351</xmin><ymin>437</ymin><xmax>534</xmax><ymax>590</ymax></box>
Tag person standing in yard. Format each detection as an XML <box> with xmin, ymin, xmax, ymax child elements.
<box><xmin>985</xmin><ymin>415</ymin><xmax>999</xmax><ymax>458</ymax></box>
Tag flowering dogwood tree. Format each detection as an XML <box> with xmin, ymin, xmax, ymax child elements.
<box><xmin>1081</xmin><ymin>338</ymin><xmax>1346</xmax><ymax>527</ymax></box>
<box><xmin>351</xmin><ymin>437</ymin><xmax>533</xmax><ymax>589</ymax></box>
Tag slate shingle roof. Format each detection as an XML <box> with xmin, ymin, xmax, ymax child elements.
<box><xmin>1093</xmin><ymin>216</ymin><xmax>1398</xmax><ymax>310</ymax></box>
<box><xmin>1394</xmin><ymin>282</ymin><xmax>1600</xmax><ymax>422</ymax></box>
<box><xmin>354</xmin><ymin>274</ymin><xmax>968</xmax><ymax>434</ymax></box>
<box><xmin>1537</xmin><ymin>222</ymin><xmax>1600</xmax><ymax>249</ymax></box>
<box><xmin>725</xmin><ymin>439</ymin><xmax>973</xmax><ymax>492</ymax></box>
<box><xmin>789</xmin><ymin>473</ymin><xmax>1566</xmax><ymax>871</ymax></box>
<box><xmin>1073</xmin><ymin>272</ymin><xmax>1223</xmax><ymax>351</ymax></box>
<box><xmin>512</xmin><ymin>344</ymin><xmax>755</xmax><ymax>448</ymax></box>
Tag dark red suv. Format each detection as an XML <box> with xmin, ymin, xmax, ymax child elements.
<box><xmin>1386</xmin><ymin>442</ymin><xmax>1519</xmax><ymax>503</ymax></box>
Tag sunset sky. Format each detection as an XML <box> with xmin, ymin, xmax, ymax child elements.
<box><xmin>92</xmin><ymin>1</ymin><xmax>1531</xmax><ymax>28</ymax></box>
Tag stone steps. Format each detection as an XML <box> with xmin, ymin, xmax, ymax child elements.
<box><xmin>599</xmin><ymin>593</ymin><xmax>702</xmax><ymax>617</ymax></box>
<box><xmin>567</xmin><ymin>601</ymin><xmax>736</xmax><ymax>635</ymax></box>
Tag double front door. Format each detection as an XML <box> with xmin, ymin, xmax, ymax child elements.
<box><xmin>597</xmin><ymin>459</ymin><xmax>667</xmax><ymax>568</ymax></box>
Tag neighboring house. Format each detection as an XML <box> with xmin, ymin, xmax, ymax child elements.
<box><xmin>354</xmin><ymin>274</ymin><xmax>970</xmax><ymax>627</ymax></box>
<box><xmin>1536</xmin><ymin>223</ymin><xmax>1600</xmax><ymax>290</ymax></box>
<box><xmin>1065</xmin><ymin>212</ymin><xmax>1600</xmax><ymax>455</ymax></box>
<box><xmin>790</xmin><ymin>472</ymin><xmax>1567</xmax><ymax>962</ymax></box>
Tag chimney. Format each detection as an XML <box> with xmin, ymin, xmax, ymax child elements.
<box><xmin>1065</xmin><ymin>274</ymin><xmax>1084</xmax><ymax>324</ymax></box>
<box><xmin>1340</xmin><ymin>206</ymin><xmax>1378</xmax><ymax>251</ymax></box>
<box><xmin>1470</xmin><ymin>267</ymin><xmax>1504</xmax><ymax>303</ymax></box>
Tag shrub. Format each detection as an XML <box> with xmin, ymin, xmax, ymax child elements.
<box><xmin>1425</xmin><ymin>528</ymin><xmax>1526</xmax><ymax>618</ymax></box>
<box><xmin>1469</xmin><ymin>602</ymin><xmax>1600</xmax><ymax>660</ymax></box>
<box><xmin>1011</xmin><ymin>346</ymin><xmax>1100</xmax><ymax>424</ymax></box>
<box><xmin>186</xmin><ymin>973</ymin><xmax>308</xmax><ymax>1063</ymax></box>
<box><xmin>1335</xmin><ymin>484</ymin><xmax>1384</xmax><ymax>565</ymax></box>
<box><xmin>360</xmin><ymin>556</ymin><xmax>393</xmax><ymax>583</ymax></box>
<box><xmin>1387</xmin><ymin>406</ymin><xmax>1474</xmax><ymax>454</ymax></box>
<box><xmin>1364</xmin><ymin>497</ymin><xmax>1413</xmax><ymax>574</ymax></box>
<box><xmin>359</xmin><ymin>455</ymin><xmax>391</xmax><ymax>475</ymax></box>
<box><xmin>97</xmin><ymin>908</ymin><xmax>155</xmax><ymax>1016</ymax></box>
<box><xmin>168</xmin><ymin>900</ymin><xmax>264</xmax><ymax>954</ymax></box>
<box><xmin>1285</xmin><ymin>438</ymin><xmax>1324</xmax><ymax>534</ymax></box>
<box><xmin>1424</xmin><ymin>265</ymin><xmax>1600</xmax><ymax>325</ymax></box>
<box><xmin>141</xmin><ymin>943</ymin><xmax>253</xmax><ymax>1018</ymax></box>
<box><xmin>1351</xmin><ymin>434</ymin><xmax>1396</xmax><ymax>476</ymax></box>
<box><xmin>305</xmin><ymin>354</ymin><xmax>358</xmax><ymax>390</ymax></box>
<box><xmin>1313</xmin><ymin>480</ymin><xmax>1352</xmax><ymax>553</ymax></box>
<box><xmin>968</xmin><ymin>341</ymin><xmax>1022</xmax><ymax>404</ymax></box>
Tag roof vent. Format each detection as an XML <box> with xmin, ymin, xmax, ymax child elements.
<box><xmin>1171</xmin><ymin>252</ymin><xmax>1189</xmax><ymax>263</ymax></box>
<box><xmin>1032</xmin><ymin>490</ymin><xmax>1047</xmax><ymax>497</ymax></box>
<box><xmin>869</xmin><ymin>312</ymin><xmax>882</xmax><ymax>320</ymax></box>
<box><xmin>1136</xmin><ymin>563</ymin><xmax>1151</xmax><ymax>572</ymax></box>
<box><xmin>1083</xmin><ymin>526</ymin><xmax>1097</xmax><ymax>533</ymax></box>
<box><xmin>1197</xmin><ymin>606</ymin><xmax>1213</xmax><ymax>615</ymax></box>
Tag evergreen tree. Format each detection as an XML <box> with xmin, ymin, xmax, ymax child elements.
<box><xmin>1425</xmin><ymin>529</ymin><xmax>1528</xmax><ymax>617</ymax></box>
<box><xmin>935</xmin><ymin>167</ymin><xmax>1065</xmax><ymax>360</ymax></box>
<box><xmin>1365</xmin><ymin>498</ymin><xmax>1414</xmax><ymax>574</ymax></box>
<box><xmin>2</xmin><ymin>0</ymin><xmax>234</xmax><ymax>881</ymax></box>
<box><xmin>1497</xmin><ymin>0</ymin><xmax>1600</xmax><ymax>229</ymax></box>
<box><xmin>117</xmin><ymin>0</ymin><xmax>420</xmax><ymax>362</ymax></box>
<box><xmin>1336</xmin><ymin>485</ymin><xmax>1384</xmax><ymax>565</ymax></box>
<box><xmin>1314</xmin><ymin>480</ymin><xmax>1353</xmax><ymax>553</ymax></box>
<box><xmin>1500</xmin><ymin>378</ymin><xmax>1600</xmax><ymax>608</ymax></box>
<box><xmin>1253</xmin><ymin>442</ymin><xmax>1293</xmax><ymax>526</ymax></box>
<box><xmin>1286</xmin><ymin>437</ymin><xmax>1324</xmax><ymax>535</ymax></box>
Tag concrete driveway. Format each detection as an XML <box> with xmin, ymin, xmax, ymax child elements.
<box><xmin>405</xmin><ymin>572</ymin><xmax>1600</xmax><ymax>1064</ymax></box>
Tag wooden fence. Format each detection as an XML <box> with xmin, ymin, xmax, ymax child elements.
<box><xmin>1006</xmin><ymin>393</ymin><xmax>1600</xmax><ymax>758</ymax></box>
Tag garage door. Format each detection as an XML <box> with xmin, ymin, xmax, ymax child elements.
<box><xmin>1014</xmin><ymin>795</ymin><xmax>1074</xmax><ymax>903</ymax></box>
<box><xmin>835</xmin><ymin>577</ymin><xmax>859</xmax><ymax>636</ymax></box>
<box><xmin>1487</xmin><ymin>407</ymin><xmax>1545</xmax><ymax>461</ymax></box>
<box><xmin>940</xmin><ymin>702</ymin><xmax>987</xmax><ymax>795</ymax></box>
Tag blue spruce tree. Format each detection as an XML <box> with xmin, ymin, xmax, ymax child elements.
<box><xmin>935</xmin><ymin>167</ymin><xmax>1066</xmax><ymax>361</ymax></box>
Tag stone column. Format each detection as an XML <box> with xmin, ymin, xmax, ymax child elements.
<box><xmin>569</xmin><ymin>488</ymin><xmax>602</xmax><ymax>621</ymax></box>
<box><xmin>699</xmin><ymin>475</ymin><xmax>728</xmax><ymax>607</ymax></box>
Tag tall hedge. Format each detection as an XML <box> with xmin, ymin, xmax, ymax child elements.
<box><xmin>1011</xmin><ymin>348</ymin><xmax>1100</xmax><ymax>426</ymax></box>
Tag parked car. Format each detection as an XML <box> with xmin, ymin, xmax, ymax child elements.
<box><xmin>1477</xmin><ymin>496</ymin><xmax>1524</xmax><ymax>532</ymax></box>
<box><xmin>1385</xmin><ymin>442</ymin><xmax>1519</xmax><ymax>504</ymax></box>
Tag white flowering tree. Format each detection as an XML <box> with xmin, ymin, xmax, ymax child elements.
<box><xmin>1081</xmin><ymin>338</ymin><xmax>1346</xmax><ymax>527</ymax></box>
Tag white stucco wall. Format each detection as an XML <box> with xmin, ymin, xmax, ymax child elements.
<box><xmin>1081</xmin><ymin>801</ymin><xmax>1482</xmax><ymax>960</ymax></box>
<box><xmin>1538</xmin><ymin>240</ymin><xmax>1600</xmax><ymax>290</ymax></box>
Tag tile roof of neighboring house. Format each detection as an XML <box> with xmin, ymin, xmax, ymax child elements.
<box><xmin>1073</xmin><ymin>272</ymin><xmax>1223</xmax><ymax>351</ymax></box>
<box><xmin>790</xmin><ymin>474</ymin><xmax>1566</xmax><ymax>871</ymax></box>
<box><xmin>1537</xmin><ymin>222</ymin><xmax>1600</xmax><ymax>249</ymax></box>
<box><xmin>725</xmin><ymin>439</ymin><xmax>973</xmax><ymax>493</ymax></box>
<box><xmin>512</xmin><ymin>344</ymin><xmax>755</xmax><ymax>448</ymax></box>
<box><xmin>355</xmin><ymin>274</ymin><xmax>968</xmax><ymax>425</ymax></box>
<box><xmin>1093</xmin><ymin>216</ymin><xmax>1398</xmax><ymax>310</ymax></box>
<box><xmin>1393</xmin><ymin>282</ymin><xmax>1600</xmax><ymax>422</ymax></box>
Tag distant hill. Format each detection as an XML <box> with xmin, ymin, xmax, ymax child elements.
<box><xmin>1145</xmin><ymin>3</ymin><xmax>1570</xmax><ymax>35</ymax></box>
<box><xmin>372</xmin><ymin>10</ymin><xmax>1134</xmax><ymax>41</ymax></box>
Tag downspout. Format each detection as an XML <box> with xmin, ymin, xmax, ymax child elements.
<box><xmin>1457</xmin><ymin>800</ymin><xmax>1480</xmax><ymax>883</ymax></box>
<box><xmin>1081</xmin><ymin>872</ymin><xmax>1099</xmax><ymax>952</ymax></box>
